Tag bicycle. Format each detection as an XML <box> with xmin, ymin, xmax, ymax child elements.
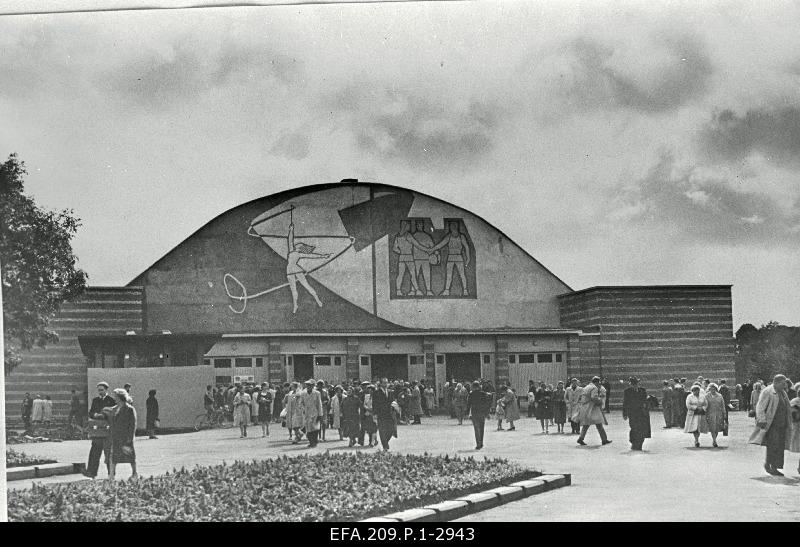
<box><xmin>194</xmin><ymin>407</ymin><xmax>233</xmax><ymax>431</ymax></box>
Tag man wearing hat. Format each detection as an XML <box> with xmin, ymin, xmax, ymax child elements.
<box><xmin>85</xmin><ymin>381</ymin><xmax>116</xmax><ymax>478</ymax></box>
<box><xmin>577</xmin><ymin>376</ymin><xmax>611</xmax><ymax>446</ymax></box>
<box><xmin>623</xmin><ymin>377</ymin><xmax>651</xmax><ymax>450</ymax></box>
<box><xmin>300</xmin><ymin>379</ymin><xmax>323</xmax><ymax>447</ymax></box>
<box><xmin>466</xmin><ymin>381</ymin><xmax>493</xmax><ymax>449</ymax></box>
<box><xmin>372</xmin><ymin>377</ymin><xmax>397</xmax><ymax>451</ymax></box>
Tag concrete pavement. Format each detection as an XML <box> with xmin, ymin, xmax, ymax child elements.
<box><xmin>7</xmin><ymin>411</ymin><xmax>799</xmax><ymax>521</ymax></box>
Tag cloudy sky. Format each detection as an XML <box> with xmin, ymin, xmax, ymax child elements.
<box><xmin>1</xmin><ymin>0</ymin><xmax>799</xmax><ymax>330</ymax></box>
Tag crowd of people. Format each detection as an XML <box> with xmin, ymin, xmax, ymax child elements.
<box><xmin>19</xmin><ymin>393</ymin><xmax>55</xmax><ymax>431</ymax></box>
<box><xmin>38</xmin><ymin>369</ymin><xmax>800</xmax><ymax>482</ymax></box>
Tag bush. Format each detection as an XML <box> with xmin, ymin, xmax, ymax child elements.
<box><xmin>6</xmin><ymin>448</ymin><xmax>56</xmax><ymax>468</ymax></box>
<box><xmin>8</xmin><ymin>452</ymin><xmax>538</xmax><ymax>522</ymax></box>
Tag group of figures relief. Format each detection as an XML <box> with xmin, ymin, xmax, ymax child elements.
<box><xmin>391</xmin><ymin>219</ymin><xmax>473</xmax><ymax>298</ymax></box>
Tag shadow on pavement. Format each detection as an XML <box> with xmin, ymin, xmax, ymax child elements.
<box><xmin>750</xmin><ymin>476</ymin><xmax>800</xmax><ymax>486</ymax></box>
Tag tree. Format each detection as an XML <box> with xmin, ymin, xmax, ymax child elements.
<box><xmin>1</xmin><ymin>153</ymin><xmax>87</xmax><ymax>374</ymax></box>
<box><xmin>734</xmin><ymin>321</ymin><xmax>800</xmax><ymax>384</ymax></box>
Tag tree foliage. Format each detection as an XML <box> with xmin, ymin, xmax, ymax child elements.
<box><xmin>1</xmin><ymin>153</ymin><xmax>87</xmax><ymax>374</ymax></box>
<box><xmin>735</xmin><ymin>321</ymin><xmax>800</xmax><ymax>383</ymax></box>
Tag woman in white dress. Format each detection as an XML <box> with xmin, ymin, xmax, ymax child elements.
<box><xmin>684</xmin><ymin>384</ymin><xmax>709</xmax><ymax>447</ymax></box>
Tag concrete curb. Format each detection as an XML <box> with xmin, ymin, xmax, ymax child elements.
<box><xmin>6</xmin><ymin>463</ymin><xmax>86</xmax><ymax>481</ymax></box>
<box><xmin>361</xmin><ymin>474</ymin><xmax>571</xmax><ymax>523</ymax></box>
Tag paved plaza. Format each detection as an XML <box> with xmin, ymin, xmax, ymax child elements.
<box><xmin>7</xmin><ymin>411</ymin><xmax>799</xmax><ymax>521</ymax></box>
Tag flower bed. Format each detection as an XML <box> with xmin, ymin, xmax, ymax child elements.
<box><xmin>7</xmin><ymin>426</ymin><xmax>86</xmax><ymax>443</ymax></box>
<box><xmin>8</xmin><ymin>452</ymin><xmax>538</xmax><ymax>522</ymax></box>
<box><xmin>6</xmin><ymin>448</ymin><xmax>57</xmax><ymax>468</ymax></box>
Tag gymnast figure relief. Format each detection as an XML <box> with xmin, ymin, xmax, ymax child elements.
<box><xmin>286</xmin><ymin>220</ymin><xmax>330</xmax><ymax>313</ymax></box>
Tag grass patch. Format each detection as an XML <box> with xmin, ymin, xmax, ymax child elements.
<box><xmin>8</xmin><ymin>452</ymin><xmax>538</xmax><ymax>522</ymax></box>
<box><xmin>6</xmin><ymin>448</ymin><xmax>57</xmax><ymax>468</ymax></box>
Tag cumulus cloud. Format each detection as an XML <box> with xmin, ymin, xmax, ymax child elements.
<box><xmin>269</xmin><ymin>132</ymin><xmax>310</xmax><ymax>160</ymax></box>
<box><xmin>610</xmin><ymin>154</ymin><xmax>799</xmax><ymax>246</ymax></box>
<box><xmin>100</xmin><ymin>40</ymin><xmax>304</xmax><ymax>109</ymax></box>
<box><xmin>699</xmin><ymin>106</ymin><xmax>800</xmax><ymax>170</ymax></box>
<box><xmin>326</xmin><ymin>87</ymin><xmax>500</xmax><ymax>170</ymax></box>
<box><xmin>526</xmin><ymin>31</ymin><xmax>713</xmax><ymax>114</ymax></box>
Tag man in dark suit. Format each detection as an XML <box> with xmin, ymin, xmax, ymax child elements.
<box><xmin>372</xmin><ymin>377</ymin><xmax>397</xmax><ymax>451</ymax></box>
<box><xmin>85</xmin><ymin>381</ymin><xmax>116</xmax><ymax>479</ymax></box>
<box><xmin>622</xmin><ymin>377</ymin><xmax>651</xmax><ymax>451</ymax></box>
<box><xmin>466</xmin><ymin>381</ymin><xmax>493</xmax><ymax>450</ymax></box>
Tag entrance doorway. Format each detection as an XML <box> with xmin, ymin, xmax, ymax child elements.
<box><xmin>445</xmin><ymin>353</ymin><xmax>481</xmax><ymax>383</ymax></box>
<box><xmin>292</xmin><ymin>354</ymin><xmax>313</xmax><ymax>382</ymax></box>
<box><xmin>371</xmin><ymin>354</ymin><xmax>408</xmax><ymax>381</ymax></box>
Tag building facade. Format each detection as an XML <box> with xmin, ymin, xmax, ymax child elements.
<box><xmin>4</xmin><ymin>182</ymin><xmax>736</xmax><ymax>427</ymax></box>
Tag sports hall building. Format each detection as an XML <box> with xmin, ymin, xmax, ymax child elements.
<box><xmin>4</xmin><ymin>182</ymin><xmax>736</xmax><ymax>427</ymax></box>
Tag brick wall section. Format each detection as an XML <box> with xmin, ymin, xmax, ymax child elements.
<box><xmin>495</xmin><ymin>338</ymin><xmax>509</xmax><ymax>386</ymax></box>
<box><xmin>4</xmin><ymin>287</ymin><xmax>144</xmax><ymax>427</ymax></box>
<box><xmin>558</xmin><ymin>286</ymin><xmax>735</xmax><ymax>407</ymax></box>
<box><xmin>346</xmin><ymin>338</ymin><xmax>360</xmax><ymax>381</ymax></box>
<box><xmin>423</xmin><ymin>339</ymin><xmax>435</xmax><ymax>383</ymax></box>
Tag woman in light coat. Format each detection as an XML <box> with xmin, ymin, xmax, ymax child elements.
<box><xmin>331</xmin><ymin>386</ymin><xmax>344</xmax><ymax>440</ymax></box>
<box><xmin>789</xmin><ymin>383</ymin><xmax>800</xmax><ymax>474</ymax></box>
<box><xmin>233</xmin><ymin>386</ymin><xmax>252</xmax><ymax>438</ymax></box>
<box><xmin>705</xmin><ymin>383</ymin><xmax>727</xmax><ymax>448</ymax></box>
<box><xmin>285</xmin><ymin>383</ymin><xmax>305</xmax><ymax>444</ymax></box>
<box><xmin>31</xmin><ymin>394</ymin><xmax>45</xmax><ymax>424</ymax></box>
<box><xmin>503</xmin><ymin>389</ymin><xmax>520</xmax><ymax>430</ymax></box>
<box><xmin>565</xmin><ymin>379</ymin><xmax>582</xmax><ymax>435</ymax></box>
<box><xmin>452</xmin><ymin>383</ymin><xmax>469</xmax><ymax>425</ymax></box>
<box><xmin>105</xmin><ymin>388</ymin><xmax>138</xmax><ymax>481</ymax></box>
<box><xmin>684</xmin><ymin>385</ymin><xmax>709</xmax><ymax>447</ymax></box>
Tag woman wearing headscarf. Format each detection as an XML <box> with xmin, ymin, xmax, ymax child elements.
<box><xmin>341</xmin><ymin>385</ymin><xmax>363</xmax><ymax>447</ymax></box>
<box><xmin>331</xmin><ymin>385</ymin><xmax>345</xmax><ymax>440</ymax></box>
<box><xmin>749</xmin><ymin>375</ymin><xmax>794</xmax><ymax>476</ymax></box>
<box><xmin>233</xmin><ymin>385</ymin><xmax>252</xmax><ymax>438</ymax></box>
<box><xmin>553</xmin><ymin>381</ymin><xmax>567</xmax><ymax>434</ymax></box>
<box><xmin>424</xmin><ymin>384</ymin><xmax>436</xmax><ymax>416</ymax></box>
<box><xmin>705</xmin><ymin>383</ymin><xmax>727</xmax><ymax>448</ymax></box>
<box><xmin>503</xmin><ymin>388</ymin><xmax>520</xmax><ymax>431</ymax></box>
<box><xmin>452</xmin><ymin>383</ymin><xmax>469</xmax><ymax>425</ymax></box>
<box><xmin>789</xmin><ymin>382</ymin><xmax>800</xmax><ymax>474</ymax></box>
<box><xmin>750</xmin><ymin>382</ymin><xmax>763</xmax><ymax>421</ymax></box>
<box><xmin>361</xmin><ymin>384</ymin><xmax>378</xmax><ymax>447</ymax></box>
<box><xmin>285</xmin><ymin>382</ymin><xmax>305</xmax><ymax>444</ymax></box>
<box><xmin>534</xmin><ymin>383</ymin><xmax>553</xmax><ymax>434</ymax></box>
<box><xmin>257</xmin><ymin>386</ymin><xmax>272</xmax><ymax>437</ymax></box>
<box><xmin>684</xmin><ymin>384</ymin><xmax>709</xmax><ymax>447</ymax></box>
<box><xmin>105</xmin><ymin>388</ymin><xmax>137</xmax><ymax>481</ymax></box>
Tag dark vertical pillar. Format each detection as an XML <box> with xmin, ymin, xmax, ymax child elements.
<box><xmin>423</xmin><ymin>338</ymin><xmax>435</xmax><ymax>383</ymax></box>
<box><xmin>268</xmin><ymin>340</ymin><xmax>283</xmax><ymax>383</ymax></box>
<box><xmin>346</xmin><ymin>338</ymin><xmax>360</xmax><ymax>381</ymax></box>
<box><xmin>566</xmin><ymin>333</ymin><xmax>580</xmax><ymax>381</ymax></box>
<box><xmin>495</xmin><ymin>337</ymin><xmax>509</xmax><ymax>386</ymax></box>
